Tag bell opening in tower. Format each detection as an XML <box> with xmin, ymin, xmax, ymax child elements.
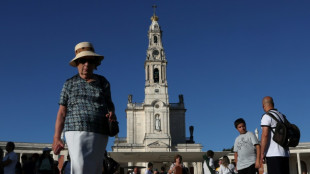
<box><xmin>154</xmin><ymin>68</ymin><xmax>159</xmax><ymax>83</ymax></box>
<box><xmin>154</xmin><ymin>36</ymin><xmax>158</xmax><ymax>43</ymax></box>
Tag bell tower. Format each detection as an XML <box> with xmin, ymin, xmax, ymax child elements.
<box><xmin>114</xmin><ymin>6</ymin><xmax>197</xmax><ymax>153</ymax></box>
<box><xmin>144</xmin><ymin>5</ymin><xmax>168</xmax><ymax>105</ymax></box>
<box><xmin>143</xmin><ymin>5</ymin><xmax>171</xmax><ymax>150</ymax></box>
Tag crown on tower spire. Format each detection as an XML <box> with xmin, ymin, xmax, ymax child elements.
<box><xmin>151</xmin><ymin>4</ymin><xmax>159</xmax><ymax>21</ymax></box>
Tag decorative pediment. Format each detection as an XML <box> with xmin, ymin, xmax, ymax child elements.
<box><xmin>147</xmin><ymin>141</ymin><xmax>169</xmax><ymax>148</ymax></box>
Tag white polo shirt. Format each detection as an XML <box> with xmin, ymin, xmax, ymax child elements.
<box><xmin>261</xmin><ymin>109</ymin><xmax>290</xmax><ymax>157</ymax></box>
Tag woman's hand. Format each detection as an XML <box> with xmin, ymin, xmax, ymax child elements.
<box><xmin>106</xmin><ymin>111</ymin><xmax>117</xmax><ymax>121</ymax></box>
<box><xmin>52</xmin><ymin>137</ymin><xmax>64</xmax><ymax>155</ymax></box>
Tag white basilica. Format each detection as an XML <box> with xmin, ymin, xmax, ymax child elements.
<box><xmin>1</xmin><ymin>7</ymin><xmax>309</xmax><ymax>174</ymax></box>
<box><xmin>111</xmin><ymin>8</ymin><xmax>204</xmax><ymax>174</ymax></box>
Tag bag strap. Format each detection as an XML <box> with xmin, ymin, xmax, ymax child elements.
<box><xmin>205</xmin><ymin>158</ymin><xmax>215</xmax><ymax>174</ymax></box>
<box><xmin>228</xmin><ymin>167</ymin><xmax>234</xmax><ymax>173</ymax></box>
<box><xmin>265</xmin><ymin>112</ymin><xmax>281</xmax><ymax>134</ymax></box>
<box><xmin>270</xmin><ymin>110</ymin><xmax>286</xmax><ymax>121</ymax></box>
<box><xmin>266</xmin><ymin>112</ymin><xmax>282</xmax><ymax>123</ymax></box>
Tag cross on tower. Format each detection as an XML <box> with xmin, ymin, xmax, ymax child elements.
<box><xmin>152</xmin><ymin>4</ymin><xmax>157</xmax><ymax>15</ymax></box>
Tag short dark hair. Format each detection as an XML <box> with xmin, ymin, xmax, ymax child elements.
<box><xmin>148</xmin><ymin>162</ymin><xmax>153</xmax><ymax>168</ymax></box>
<box><xmin>21</xmin><ymin>154</ymin><xmax>28</xmax><ymax>160</ymax></box>
<box><xmin>206</xmin><ymin>150</ymin><xmax>214</xmax><ymax>157</ymax></box>
<box><xmin>234</xmin><ymin>118</ymin><xmax>246</xmax><ymax>128</ymax></box>
<box><xmin>7</xmin><ymin>142</ymin><xmax>15</xmax><ymax>150</ymax></box>
<box><xmin>174</xmin><ymin>154</ymin><xmax>183</xmax><ymax>163</ymax></box>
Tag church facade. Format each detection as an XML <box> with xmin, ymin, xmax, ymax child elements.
<box><xmin>112</xmin><ymin>9</ymin><xmax>203</xmax><ymax>173</ymax></box>
<box><xmin>1</xmin><ymin>7</ymin><xmax>309</xmax><ymax>174</ymax></box>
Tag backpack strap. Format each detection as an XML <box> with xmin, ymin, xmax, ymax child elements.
<box><xmin>205</xmin><ymin>158</ymin><xmax>215</xmax><ymax>174</ymax></box>
<box><xmin>266</xmin><ymin>112</ymin><xmax>282</xmax><ymax>123</ymax></box>
<box><xmin>228</xmin><ymin>167</ymin><xmax>234</xmax><ymax>174</ymax></box>
<box><xmin>266</xmin><ymin>111</ymin><xmax>290</xmax><ymax>135</ymax></box>
<box><xmin>265</xmin><ymin>112</ymin><xmax>281</xmax><ymax>134</ymax></box>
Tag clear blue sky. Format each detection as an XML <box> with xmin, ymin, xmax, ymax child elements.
<box><xmin>0</xmin><ymin>0</ymin><xmax>309</xmax><ymax>152</ymax></box>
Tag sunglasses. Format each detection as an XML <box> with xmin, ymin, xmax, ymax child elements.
<box><xmin>76</xmin><ymin>58</ymin><xmax>97</xmax><ymax>65</ymax></box>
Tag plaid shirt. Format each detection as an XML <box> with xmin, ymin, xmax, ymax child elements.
<box><xmin>59</xmin><ymin>74</ymin><xmax>115</xmax><ymax>134</ymax></box>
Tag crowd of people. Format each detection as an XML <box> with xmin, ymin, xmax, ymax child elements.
<box><xmin>1</xmin><ymin>40</ymin><xmax>292</xmax><ymax>174</ymax></box>
<box><xmin>0</xmin><ymin>142</ymin><xmax>70</xmax><ymax>174</ymax></box>
<box><xmin>203</xmin><ymin>96</ymin><xmax>291</xmax><ymax>174</ymax></box>
<box><xmin>127</xmin><ymin>156</ymin><xmax>189</xmax><ymax>174</ymax></box>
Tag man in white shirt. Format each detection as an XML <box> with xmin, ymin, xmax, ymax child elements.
<box><xmin>203</xmin><ymin>150</ymin><xmax>215</xmax><ymax>174</ymax></box>
<box><xmin>2</xmin><ymin>142</ymin><xmax>18</xmax><ymax>174</ymax></box>
<box><xmin>260</xmin><ymin>96</ymin><xmax>290</xmax><ymax>174</ymax></box>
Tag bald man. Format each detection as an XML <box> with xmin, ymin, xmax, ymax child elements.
<box><xmin>260</xmin><ymin>96</ymin><xmax>290</xmax><ymax>174</ymax></box>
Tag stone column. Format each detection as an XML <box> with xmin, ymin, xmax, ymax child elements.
<box><xmin>150</xmin><ymin>65</ymin><xmax>154</xmax><ymax>83</ymax></box>
<box><xmin>162</xmin><ymin>111</ymin><xmax>167</xmax><ymax>134</ymax></box>
<box><xmin>164</xmin><ymin>65</ymin><xmax>166</xmax><ymax>81</ymax></box>
<box><xmin>161</xmin><ymin>65</ymin><xmax>165</xmax><ymax>83</ymax></box>
<box><xmin>151</xmin><ymin>112</ymin><xmax>154</xmax><ymax>133</ymax></box>
<box><xmin>167</xmin><ymin>108</ymin><xmax>170</xmax><ymax>135</ymax></box>
<box><xmin>183</xmin><ymin>162</ymin><xmax>188</xmax><ymax>169</ymax></box>
<box><xmin>127</xmin><ymin>111</ymin><xmax>134</xmax><ymax>143</ymax></box>
<box><xmin>19</xmin><ymin>153</ymin><xmax>23</xmax><ymax>163</ymax></box>
<box><xmin>145</xmin><ymin>65</ymin><xmax>149</xmax><ymax>81</ymax></box>
<box><xmin>146</xmin><ymin>111</ymin><xmax>151</xmax><ymax>134</ymax></box>
<box><xmin>158</xmin><ymin>66</ymin><xmax>162</xmax><ymax>83</ymax></box>
<box><xmin>297</xmin><ymin>153</ymin><xmax>301</xmax><ymax>174</ymax></box>
<box><xmin>196</xmin><ymin>162</ymin><xmax>202</xmax><ymax>174</ymax></box>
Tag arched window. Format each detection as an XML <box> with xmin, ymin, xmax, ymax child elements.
<box><xmin>154</xmin><ymin>68</ymin><xmax>159</xmax><ymax>83</ymax></box>
<box><xmin>154</xmin><ymin>36</ymin><xmax>157</xmax><ymax>43</ymax></box>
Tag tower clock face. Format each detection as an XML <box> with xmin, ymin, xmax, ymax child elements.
<box><xmin>152</xmin><ymin>50</ymin><xmax>159</xmax><ymax>56</ymax></box>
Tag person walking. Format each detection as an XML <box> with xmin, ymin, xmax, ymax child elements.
<box><xmin>159</xmin><ymin>166</ymin><xmax>167</xmax><ymax>174</ymax></box>
<box><xmin>36</xmin><ymin>148</ymin><xmax>54</xmax><ymax>174</ymax></box>
<box><xmin>168</xmin><ymin>155</ymin><xmax>188</xmax><ymax>174</ymax></box>
<box><xmin>260</xmin><ymin>96</ymin><xmax>290</xmax><ymax>174</ymax></box>
<box><xmin>52</xmin><ymin>42</ymin><xmax>117</xmax><ymax>174</ymax></box>
<box><xmin>203</xmin><ymin>150</ymin><xmax>215</xmax><ymax>174</ymax></box>
<box><xmin>131</xmin><ymin>167</ymin><xmax>140</xmax><ymax>174</ymax></box>
<box><xmin>233</xmin><ymin>118</ymin><xmax>260</xmax><ymax>174</ymax></box>
<box><xmin>2</xmin><ymin>142</ymin><xmax>18</xmax><ymax>174</ymax></box>
<box><xmin>145</xmin><ymin>162</ymin><xmax>153</xmax><ymax>174</ymax></box>
<box><xmin>0</xmin><ymin>148</ymin><xmax>3</xmax><ymax>174</ymax></box>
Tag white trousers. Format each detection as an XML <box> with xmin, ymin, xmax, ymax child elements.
<box><xmin>65</xmin><ymin>131</ymin><xmax>108</xmax><ymax>174</ymax></box>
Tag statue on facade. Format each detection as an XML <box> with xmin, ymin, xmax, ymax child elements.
<box><xmin>128</xmin><ymin>94</ymin><xmax>132</xmax><ymax>103</ymax></box>
<box><xmin>155</xmin><ymin>115</ymin><xmax>161</xmax><ymax>130</ymax></box>
<box><xmin>187</xmin><ymin>126</ymin><xmax>195</xmax><ymax>143</ymax></box>
<box><xmin>179</xmin><ymin>95</ymin><xmax>184</xmax><ymax>104</ymax></box>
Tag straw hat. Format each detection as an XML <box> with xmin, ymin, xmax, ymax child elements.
<box><xmin>69</xmin><ymin>42</ymin><xmax>104</xmax><ymax>67</ymax></box>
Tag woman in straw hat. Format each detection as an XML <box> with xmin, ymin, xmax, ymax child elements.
<box><xmin>52</xmin><ymin>42</ymin><xmax>116</xmax><ymax>174</ymax></box>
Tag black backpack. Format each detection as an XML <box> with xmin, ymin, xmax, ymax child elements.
<box><xmin>266</xmin><ymin>111</ymin><xmax>300</xmax><ymax>148</ymax></box>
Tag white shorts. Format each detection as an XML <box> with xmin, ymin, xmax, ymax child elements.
<box><xmin>65</xmin><ymin>131</ymin><xmax>108</xmax><ymax>174</ymax></box>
